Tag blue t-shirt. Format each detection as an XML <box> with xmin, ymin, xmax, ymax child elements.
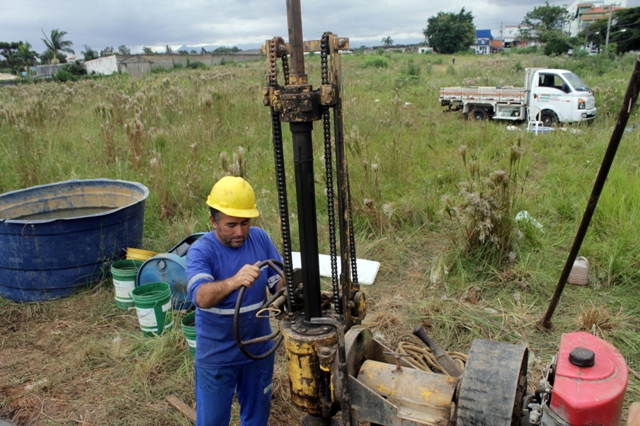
<box><xmin>186</xmin><ymin>227</ymin><xmax>282</xmax><ymax>367</ymax></box>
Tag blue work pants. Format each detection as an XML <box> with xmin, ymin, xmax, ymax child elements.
<box><xmin>195</xmin><ymin>353</ymin><xmax>274</xmax><ymax>426</ymax></box>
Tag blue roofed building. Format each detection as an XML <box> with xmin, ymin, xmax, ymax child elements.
<box><xmin>474</xmin><ymin>29</ymin><xmax>494</xmax><ymax>55</ymax></box>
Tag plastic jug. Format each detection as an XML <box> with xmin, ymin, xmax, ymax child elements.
<box><xmin>568</xmin><ymin>256</ymin><xmax>589</xmax><ymax>286</ymax></box>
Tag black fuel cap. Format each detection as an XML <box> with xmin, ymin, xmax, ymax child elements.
<box><xmin>569</xmin><ymin>347</ymin><xmax>595</xmax><ymax>367</ymax></box>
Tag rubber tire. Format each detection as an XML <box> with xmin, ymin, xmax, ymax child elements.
<box><xmin>456</xmin><ymin>339</ymin><xmax>529</xmax><ymax>425</ymax></box>
<box><xmin>541</xmin><ymin>110</ymin><xmax>557</xmax><ymax>127</ymax></box>
<box><xmin>472</xmin><ymin>108</ymin><xmax>488</xmax><ymax>121</ymax></box>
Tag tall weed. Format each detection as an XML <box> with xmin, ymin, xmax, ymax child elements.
<box><xmin>443</xmin><ymin>143</ymin><xmax>526</xmax><ymax>264</ymax></box>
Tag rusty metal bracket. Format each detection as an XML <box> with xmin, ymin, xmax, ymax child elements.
<box><xmin>318</xmin><ymin>345</ymin><xmax>337</xmax><ymax>372</ymax></box>
<box><xmin>279</xmin><ymin>85</ymin><xmax>322</xmax><ymax>122</ymax></box>
<box><xmin>264</xmin><ymin>38</ymin><xmax>350</xmax><ymax>55</ymax></box>
<box><xmin>320</xmin><ymin>84</ymin><xmax>336</xmax><ymax>107</ymax></box>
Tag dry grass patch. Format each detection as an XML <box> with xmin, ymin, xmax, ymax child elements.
<box><xmin>577</xmin><ymin>303</ymin><xmax>622</xmax><ymax>333</ymax></box>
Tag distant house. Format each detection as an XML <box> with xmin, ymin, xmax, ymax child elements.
<box><xmin>490</xmin><ymin>39</ymin><xmax>503</xmax><ymax>53</ymax></box>
<box><xmin>474</xmin><ymin>29</ymin><xmax>494</xmax><ymax>54</ymax></box>
<box><xmin>503</xmin><ymin>25</ymin><xmax>520</xmax><ymax>49</ymax></box>
<box><xmin>567</xmin><ymin>0</ymin><xmax>627</xmax><ymax>36</ymax></box>
<box><xmin>503</xmin><ymin>24</ymin><xmax>539</xmax><ymax>49</ymax></box>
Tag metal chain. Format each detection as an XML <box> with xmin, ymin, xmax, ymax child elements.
<box><xmin>268</xmin><ymin>38</ymin><xmax>278</xmax><ymax>86</ymax></box>
<box><xmin>268</xmin><ymin>37</ymin><xmax>296</xmax><ymax>311</ymax></box>
<box><xmin>282</xmin><ymin>52</ymin><xmax>290</xmax><ymax>86</ymax></box>
<box><xmin>320</xmin><ymin>32</ymin><xmax>341</xmax><ymax>315</ymax></box>
<box><xmin>320</xmin><ymin>33</ymin><xmax>330</xmax><ymax>83</ymax></box>
<box><xmin>346</xmin><ymin>171</ymin><xmax>359</xmax><ymax>286</ymax></box>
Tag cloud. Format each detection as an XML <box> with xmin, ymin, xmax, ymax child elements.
<box><xmin>1</xmin><ymin>0</ymin><xmax>628</xmax><ymax>55</ymax></box>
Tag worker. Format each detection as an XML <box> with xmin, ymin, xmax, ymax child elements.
<box><xmin>186</xmin><ymin>176</ymin><xmax>283</xmax><ymax>426</ymax></box>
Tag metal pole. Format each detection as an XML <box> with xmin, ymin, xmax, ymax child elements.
<box><xmin>285</xmin><ymin>0</ymin><xmax>322</xmax><ymax>321</ymax></box>
<box><xmin>539</xmin><ymin>56</ymin><xmax>640</xmax><ymax>329</ymax></box>
<box><xmin>605</xmin><ymin>4</ymin><xmax>615</xmax><ymax>51</ymax></box>
<box><xmin>286</xmin><ymin>0</ymin><xmax>306</xmax><ymax>82</ymax></box>
<box><xmin>292</xmin><ymin>122</ymin><xmax>322</xmax><ymax>321</ymax></box>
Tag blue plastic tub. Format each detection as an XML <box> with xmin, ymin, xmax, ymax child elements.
<box><xmin>0</xmin><ymin>179</ymin><xmax>149</xmax><ymax>302</ymax></box>
<box><xmin>136</xmin><ymin>232</ymin><xmax>205</xmax><ymax>311</ymax></box>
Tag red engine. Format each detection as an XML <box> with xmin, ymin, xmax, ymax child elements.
<box><xmin>529</xmin><ymin>332</ymin><xmax>628</xmax><ymax>425</ymax></box>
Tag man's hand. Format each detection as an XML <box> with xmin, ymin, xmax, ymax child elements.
<box><xmin>195</xmin><ymin>261</ymin><xmax>262</xmax><ymax>309</ymax></box>
<box><xmin>229</xmin><ymin>261</ymin><xmax>261</xmax><ymax>290</ymax></box>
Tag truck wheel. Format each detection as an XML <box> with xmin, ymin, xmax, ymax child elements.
<box><xmin>541</xmin><ymin>111</ymin><xmax>557</xmax><ymax>127</ymax></box>
<box><xmin>472</xmin><ymin>108</ymin><xmax>487</xmax><ymax>121</ymax></box>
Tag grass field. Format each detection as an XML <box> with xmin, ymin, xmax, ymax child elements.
<box><xmin>1</xmin><ymin>50</ymin><xmax>639</xmax><ymax>425</ymax></box>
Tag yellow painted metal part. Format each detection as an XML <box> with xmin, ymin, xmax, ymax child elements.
<box><xmin>357</xmin><ymin>360</ymin><xmax>457</xmax><ymax>424</ymax></box>
<box><xmin>280</xmin><ymin>320</ymin><xmax>338</xmax><ymax>415</ymax></box>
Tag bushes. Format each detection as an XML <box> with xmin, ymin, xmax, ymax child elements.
<box><xmin>62</xmin><ymin>61</ymin><xmax>86</xmax><ymax>76</ymax></box>
<box><xmin>151</xmin><ymin>66</ymin><xmax>169</xmax><ymax>74</ymax></box>
<box><xmin>151</xmin><ymin>59</ymin><xmax>210</xmax><ymax>74</ymax></box>
<box><xmin>396</xmin><ymin>58</ymin><xmax>422</xmax><ymax>86</ymax></box>
<box><xmin>52</xmin><ymin>69</ymin><xmax>77</xmax><ymax>82</ymax></box>
<box><xmin>220</xmin><ymin>58</ymin><xmax>237</xmax><ymax>66</ymax></box>
<box><xmin>363</xmin><ymin>55</ymin><xmax>389</xmax><ymax>69</ymax></box>
<box><xmin>511</xmin><ymin>61</ymin><xmax>524</xmax><ymax>73</ymax></box>
<box><xmin>187</xmin><ymin>60</ymin><xmax>208</xmax><ymax>69</ymax></box>
<box><xmin>512</xmin><ymin>46</ymin><xmax>539</xmax><ymax>55</ymax></box>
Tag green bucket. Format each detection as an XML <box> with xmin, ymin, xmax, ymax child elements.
<box><xmin>111</xmin><ymin>259</ymin><xmax>144</xmax><ymax>310</ymax></box>
<box><xmin>131</xmin><ymin>282</ymin><xmax>173</xmax><ymax>336</ymax></box>
<box><xmin>181</xmin><ymin>311</ymin><xmax>196</xmax><ymax>357</ymax></box>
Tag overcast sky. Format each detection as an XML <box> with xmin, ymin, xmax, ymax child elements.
<box><xmin>2</xmin><ymin>0</ymin><xmax>639</xmax><ymax>55</ymax></box>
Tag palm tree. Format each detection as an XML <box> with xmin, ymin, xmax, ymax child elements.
<box><xmin>41</xmin><ymin>28</ymin><xmax>75</xmax><ymax>64</ymax></box>
<box><xmin>381</xmin><ymin>36</ymin><xmax>394</xmax><ymax>46</ymax></box>
<box><xmin>16</xmin><ymin>42</ymin><xmax>39</xmax><ymax>75</ymax></box>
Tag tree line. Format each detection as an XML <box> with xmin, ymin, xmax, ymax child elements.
<box><xmin>0</xmin><ymin>28</ymin><xmax>244</xmax><ymax>76</ymax></box>
<box><xmin>423</xmin><ymin>2</ymin><xmax>639</xmax><ymax>55</ymax></box>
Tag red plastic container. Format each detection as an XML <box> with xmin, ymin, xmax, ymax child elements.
<box><xmin>550</xmin><ymin>332</ymin><xmax>628</xmax><ymax>425</ymax></box>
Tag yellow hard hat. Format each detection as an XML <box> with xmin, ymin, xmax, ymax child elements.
<box><xmin>206</xmin><ymin>176</ymin><xmax>259</xmax><ymax>218</ymax></box>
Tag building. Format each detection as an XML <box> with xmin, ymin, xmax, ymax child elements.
<box><xmin>474</xmin><ymin>30</ymin><xmax>494</xmax><ymax>54</ymax></box>
<box><xmin>567</xmin><ymin>0</ymin><xmax>627</xmax><ymax>36</ymax></box>
<box><xmin>503</xmin><ymin>25</ymin><xmax>539</xmax><ymax>49</ymax></box>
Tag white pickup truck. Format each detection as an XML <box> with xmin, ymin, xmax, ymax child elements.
<box><xmin>439</xmin><ymin>68</ymin><xmax>596</xmax><ymax>126</ymax></box>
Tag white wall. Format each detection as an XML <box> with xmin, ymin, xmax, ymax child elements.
<box><xmin>84</xmin><ymin>56</ymin><xmax>119</xmax><ymax>75</ymax></box>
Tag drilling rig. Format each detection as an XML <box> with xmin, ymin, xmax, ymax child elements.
<box><xmin>231</xmin><ymin>1</ymin><xmax>630</xmax><ymax>425</ymax></box>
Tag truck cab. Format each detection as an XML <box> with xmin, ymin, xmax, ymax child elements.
<box><xmin>529</xmin><ymin>69</ymin><xmax>596</xmax><ymax>126</ymax></box>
